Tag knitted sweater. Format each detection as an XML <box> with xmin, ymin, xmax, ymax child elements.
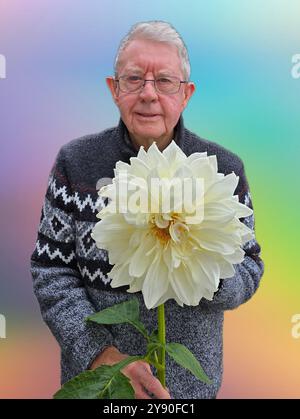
<box><xmin>30</xmin><ymin>116</ymin><xmax>264</xmax><ymax>399</ymax></box>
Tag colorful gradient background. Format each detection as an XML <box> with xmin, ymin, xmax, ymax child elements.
<box><xmin>0</xmin><ymin>0</ymin><xmax>299</xmax><ymax>399</ymax></box>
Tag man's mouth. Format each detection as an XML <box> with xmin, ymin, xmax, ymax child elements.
<box><xmin>136</xmin><ymin>113</ymin><xmax>160</xmax><ymax>118</ymax></box>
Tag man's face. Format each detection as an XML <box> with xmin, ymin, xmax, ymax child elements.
<box><xmin>106</xmin><ymin>38</ymin><xmax>195</xmax><ymax>149</ymax></box>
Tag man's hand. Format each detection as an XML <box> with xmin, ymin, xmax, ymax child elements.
<box><xmin>90</xmin><ymin>346</ymin><xmax>171</xmax><ymax>399</ymax></box>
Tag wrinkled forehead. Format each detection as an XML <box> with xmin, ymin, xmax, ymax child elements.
<box><xmin>117</xmin><ymin>39</ymin><xmax>183</xmax><ymax>76</ymax></box>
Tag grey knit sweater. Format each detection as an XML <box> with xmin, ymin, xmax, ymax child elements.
<box><xmin>30</xmin><ymin>116</ymin><xmax>264</xmax><ymax>399</ymax></box>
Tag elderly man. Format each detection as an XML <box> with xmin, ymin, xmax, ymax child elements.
<box><xmin>30</xmin><ymin>21</ymin><xmax>264</xmax><ymax>399</ymax></box>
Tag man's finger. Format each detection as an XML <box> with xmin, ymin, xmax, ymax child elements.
<box><xmin>140</xmin><ymin>374</ymin><xmax>171</xmax><ymax>399</ymax></box>
<box><xmin>134</xmin><ymin>384</ymin><xmax>153</xmax><ymax>399</ymax></box>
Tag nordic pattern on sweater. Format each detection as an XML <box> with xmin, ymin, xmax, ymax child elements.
<box><xmin>30</xmin><ymin>116</ymin><xmax>264</xmax><ymax>399</ymax></box>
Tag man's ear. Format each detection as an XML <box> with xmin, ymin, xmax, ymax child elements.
<box><xmin>106</xmin><ymin>77</ymin><xmax>119</xmax><ymax>103</ymax></box>
<box><xmin>182</xmin><ymin>82</ymin><xmax>196</xmax><ymax>109</ymax></box>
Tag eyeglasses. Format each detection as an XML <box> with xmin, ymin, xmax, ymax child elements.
<box><xmin>115</xmin><ymin>75</ymin><xmax>188</xmax><ymax>95</ymax></box>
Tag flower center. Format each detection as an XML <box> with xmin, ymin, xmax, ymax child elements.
<box><xmin>149</xmin><ymin>213</ymin><xmax>189</xmax><ymax>245</ymax></box>
<box><xmin>151</xmin><ymin>225</ymin><xmax>171</xmax><ymax>244</ymax></box>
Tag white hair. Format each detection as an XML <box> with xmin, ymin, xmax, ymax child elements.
<box><xmin>114</xmin><ymin>21</ymin><xmax>191</xmax><ymax>80</ymax></box>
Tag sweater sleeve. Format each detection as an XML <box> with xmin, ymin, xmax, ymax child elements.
<box><xmin>30</xmin><ymin>146</ymin><xmax>116</xmax><ymax>380</ymax></box>
<box><xmin>200</xmin><ymin>162</ymin><xmax>264</xmax><ymax>311</ymax></box>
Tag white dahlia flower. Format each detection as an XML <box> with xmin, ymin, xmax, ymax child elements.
<box><xmin>91</xmin><ymin>141</ymin><xmax>253</xmax><ymax>309</ymax></box>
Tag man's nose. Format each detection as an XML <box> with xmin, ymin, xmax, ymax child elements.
<box><xmin>139</xmin><ymin>80</ymin><xmax>158</xmax><ymax>100</ymax></box>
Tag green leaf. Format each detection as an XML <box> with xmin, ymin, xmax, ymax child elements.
<box><xmin>86</xmin><ymin>297</ymin><xmax>149</xmax><ymax>340</ymax></box>
<box><xmin>53</xmin><ymin>356</ymin><xmax>141</xmax><ymax>399</ymax></box>
<box><xmin>146</xmin><ymin>341</ymin><xmax>161</xmax><ymax>364</ymax></box>
<box><xmin>149</xmin><ymin>329</ymin><xmax>159</xmax><ymax>343</ymax></box>
<box><xmin>86</xmin><ymin>297</ymin><xmax>140</xmax><ymax>324</ymax></box>
<box><xmin>147</xmin><ymin>342</ymin><xmax>161</xmax><ymax>354</ymax></box>
<box><xmin>165</xmin><ymin>343</ymin><xmax>212</xmax><ymax>385</ymax></box>
<box><xmin>101</xmin><ymin>371</ymin><xmax>135</xmax><ymax>399</ymax></box>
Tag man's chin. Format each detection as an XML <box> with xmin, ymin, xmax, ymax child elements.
<box><xmin>130</xmin><ymin>132</ymin><xmax>173</xmax><ymax>151</ymax></box>
<box><xmin>133</xmin><ymin>129</ymin><xmax>163</xmax><ymax>142</ymax></box>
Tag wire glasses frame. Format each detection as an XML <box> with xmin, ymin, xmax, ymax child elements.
<box><xmin>114</xmin><ymin>75</ymin><xmax>189</xmax><ymax>95</ymax></box>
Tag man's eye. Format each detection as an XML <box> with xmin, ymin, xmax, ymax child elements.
<box><xmin>157</xmin><ymin>77</ymin><xmax>173</xmax><ymax>83</ymax></box>
<box><xmin>127</xmin><ymin>76</ymin><xmax>142</xmax><ymax>83</ymax></box>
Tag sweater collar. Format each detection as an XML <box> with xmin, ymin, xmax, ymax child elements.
<box><xmin>116</xmin><ymin>115</ymin><xmax>186</xmax><ymax>162</ymax></box>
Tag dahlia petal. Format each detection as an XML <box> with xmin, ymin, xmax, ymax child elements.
<box><xmin>142</xmin><ymin>254</ymin><xmax>169</xmax><ymax>309</ymax></box>
<box><xmin>194</xmin><ymin>253</ymin><xmax>220</xmax><ymax>289</ymax></box>
<box><xmin>201</xmin><ymin>202</ymin><xmax>236</xmax><ymax>225</ymax></box>
<box><xmin>207</xmin><ymin>155</ymin><xmax>218</xmax><ymax>174</ymax></box>
<box><xmin>115</xmin><ymin>160</ymin><xmax>130</xmax><ymax>173</ymax></box>
<box><xmin>127</xmin><ymin>276</ymin><xmax>144</xmax><ymax>293</ymax></box>
<box><xmin>145</xmin><ymin>142</ymin><xmax>169</xmax><ymax>170</ymax></box>
<box><xmin>128</xmin><ymin>157</ymin><xmax>150</xmax><ymax>177</ymax></box>
<box><xmin>109</xmin><ymin>263</ymin><xmax>131</xmax><ymax>288</ymax></box>
<box><xmin>173</xmin><ymin>165</ymin><xmax>193</xmax><ymax>179</ymax></box>
<box><xmin>154</xmin><ymin>287</ymin><xmax>184</xmax><ymax>308</ymax></box>
<box><xmin>218</xmin><ymin>259</ymin><xmax>236</xmax><ymax>278</ymax></box>
<box><xmin>154</xmin><ymin>214</ymin><xmax>170</xmax><ymax>229</ymax></box>
<box><xmin>222</xmin><ymin>199</ymin><xmax>253</xmax><ymax>218</ymax></box>
<box><xmin>223</xmin><ymin>247</ymin><xmax>245</xmax><ymax>264</ymax></box>
<box><xmin>205</xmin><ymin>173</ymin><xmax>239</xmax><ymax>203</ymax></box>
<box><xmin>136</xmin><ymin>146</ymin><xmax>148</xmax><ymax>163</ymax></box>
<box><xmin>194</xmin><ymin>228</ymin><xmax>238</xmax><ymax>254</ymax></box>
<box><xmin>170</xmin><ymin>264</ymin><xmax>200</xmax><ymax>306</ymax></box>
<box><xmin>185</xmin><ymin>152</ymin><xmax>208</xmax><ymax>163</ymax></box>
<box><xmin>129</xmin><ymin>234</ymin><xmax>155</xmax><ymax>277</ymax></box>
<box><xmin>163</xmin><ymin>140</ymin><xmax>187</xmax><ymax>165</ymax></box>
<box><xmin>189</xmin><ymin>159</ymin><xmax>214</xmax><ymax>186</ymax></box>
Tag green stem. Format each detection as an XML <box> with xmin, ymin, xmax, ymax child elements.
<box><xmin>154</xmin><ymin>350</ymin><xmax>160</xmax><ymax>365</ymax></box>
<box><xmin>157</xmin><ymin>304</ymin><xmax>166</xmax><ymax>388</ymax></box>
<box><xmin>143</xmin><ymin>357</ymin><xmax>164</xmax><ymax>371</ymax></box>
